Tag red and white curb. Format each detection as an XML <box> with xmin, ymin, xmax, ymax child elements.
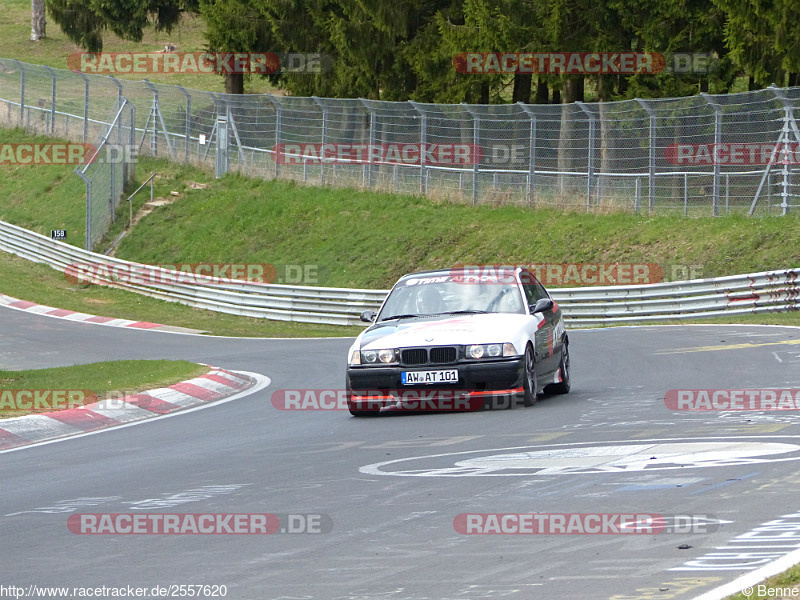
<box><xmin>0</xmin><ymin>367</ymin><xmax>260</xmax><ymax>451</ymax></box>
<box><xmin>0</xmin><ymin>292</ymin><xmax>204</xmax><ymax>334</ymax></box>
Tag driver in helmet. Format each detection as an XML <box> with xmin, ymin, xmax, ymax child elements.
<box><xmin>414</xmin><ymin>285</ymin><xmax>445</xmax><ymax>315</ymax></box>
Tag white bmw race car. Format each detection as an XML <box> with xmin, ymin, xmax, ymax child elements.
<box><xmin>345</xmin><ymin>266</ymin><xmax>570</xmax><ymax>416</ymax></box>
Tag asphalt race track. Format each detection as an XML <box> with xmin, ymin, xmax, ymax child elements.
<box><xmin>2</xmin><ymin>304</ymin><xmax>800</xmax><ymax>600</ymax></box>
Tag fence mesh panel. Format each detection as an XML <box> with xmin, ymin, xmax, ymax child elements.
<box><xmin>74</xmin><ymin>97</ymin><xmax>136</xmax><ymax>249</ymax></box>
<box><xmin>2</xmin><ymin>57</ymin><xmax>800</xmax><ymax>217</ymax></box>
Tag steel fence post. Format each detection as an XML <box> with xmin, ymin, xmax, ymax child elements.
<box><xmin>312</xmin><ymin>96</ymin><xmax>327</xmax><ymax>185</ymax></box>
<box><xmin>635</xmin><ymin>98</ymin><xmax>656</xmax><ymax>213</ymax></box>
<box><xmin>13</xmin><ymin>59</ymin><xmax>24</xmax><ymax>127</ymax></box>
<box><xmin>359</xmin><ymin>99</ymin><xmax>376</xmax><ymax>188</ymax></box>
<box><xmin>768</xmin><ymin>85</ymin><xmax>800</xmax><ymax>215</ymax></box>
<box><xmin>108</xmin><ymin>75</ymin><xmax>123</xmax><ymax>104</ymax></box>
<box><xmin>144</xmin><ymin>80</ymin><xmax>176</xmax><ymax>160</ymax></box>
<box><xmin>518</xmin><ymin>102</ymin><xmax>537</xmax><ymax>205</ymax></box>
<box><xmin>130</xmin><ymin>103</ymin><xmax>136</xmax><ymax>182</ymax></box>
<box><xmin>108</xmin><ymin>77</ymin><xmax>127</xmax><ymax>191</ymax></box>
<box><xmin>700</xmin><ymin>93</ymin><xmax>722</xmax><ymax>216</ymax></box>
<box><xmin>224</xmin><ymin>99</ymin><xmax>247</xmax><ymax>171</ymax></box>
<box><xmin>409</xmin><ymin>101</ymin><xmax>427</xmax><ymax>194</ymax></box>
<box><xmin>472</xmin><ymin>111</ymin><xmax>480</xmax><ymax>205</ymax></box>
<box><xmin>462</xmin><ymin>104</ymin><xmax>481</xmax><ymax>205</ymax></box>
<box><xmin>110</xmin><ymin>148</ymin><xmax>116</xmax><ymax>223</ymax></box>
<box><xmin>267</xmin><ymin>95</ymin><xmax>282</xmax><ymax>179</ymax></box>
<box><xmin>576</xmin><ymin>101</ymin><xmax>596</xmax><ymax>210</ymax></box>
<box><xmin>176</xmin><ymin>85</ymin><xmax>192</xmax><ymax>164</ymax></box>
<box><xmin>209</xmin><ymin>95</ymin><xmax>229</xmax><ymax>178</ymax></box>
<box><xmin>684</xmin><ymin>173</ymin><xmax>688</xmax><ymax>216</ymax></box>
<box><xmin>44</xmin><ymin>65</ymin><xmax>56</xmax><ymax>134</ymax></box>
<box><xmin>72</xmin><ymin>71</ymin><xmax>90</xmax><ymax>142</ymax></box>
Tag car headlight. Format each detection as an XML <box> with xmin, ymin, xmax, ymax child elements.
<box><xmin>378</xmin><ymin>349</ymin><xmax>396</xmax><ymax>363</ymax></box>
<box><xmin>359</xmin><ymin>348</ymin><xmax>399</xmax><ymax>365</ymax></box>
<box><xmin>466</xmin><ymin>343</ymin><xmax>518</xmax><ymax>359</ymax></box>
<box><xmin>348</xmin><ymin>349</ymin><xmax>361</xmax><ymax>365</ymax></box>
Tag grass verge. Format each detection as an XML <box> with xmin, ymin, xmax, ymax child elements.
<box><xmin>0</xmin><ymin>0</ymin><xmax>278</xmax><ymax>94</ymax></box>
<box><xmin>0</xmin><ymin>360</ymin><xmax>209</xmax><ymax>418</ymax></box>
<box><xmin>724</xmin><ymin>565</ymin><xmax>800</xmax><ymax>599</ymax></box>
<box><xmin>0</xmin><ymin>252</ymin><xmax>363</xmax><ymax>338</ymax></box>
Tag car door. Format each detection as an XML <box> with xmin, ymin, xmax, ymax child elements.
<box><xmin>520</xmin><ymin>274</ymin><xmax>555</xmax><ymax>373</ymax></box>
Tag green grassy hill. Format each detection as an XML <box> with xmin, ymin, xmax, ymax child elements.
<box><xmin>1</xmin><ymin>128</ymin><xmax>799</xmax><ymax>335</ymax></box>
<box><xmin>1</xmin><ymin>130</ymin><xmax>798</xmax><ymax>291</ymax></box>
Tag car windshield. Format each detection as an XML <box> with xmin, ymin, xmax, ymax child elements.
<box><xmin>378</xmin><ymin>275</ymin><xmax>525</xmax><ymax>321</ymax></box>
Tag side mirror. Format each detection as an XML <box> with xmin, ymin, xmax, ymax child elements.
<box><xmin>360</xmin><ymin>310</ymin><xmax>377</xmax><ymax>323</ymax></box>
<box><xmin>531</xmin><ymin>298</ymin><xmax>554</xmax><ymax>314</ymax></box>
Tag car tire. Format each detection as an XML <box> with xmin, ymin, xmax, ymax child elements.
<box><xmin>546</xmin><ymin>343</ymin><xmax>571</xmax><ymax>395</ymax></box>
<box><xmin>522</xmin><ymin>344</ymin><xmax>538</xmax><ymax>407</ymax></box>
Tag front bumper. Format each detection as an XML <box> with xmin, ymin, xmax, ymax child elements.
<box><xmin>347</xmin><ymin>357</ymin><xmax>525</xmax><ymax>412</ymax></box>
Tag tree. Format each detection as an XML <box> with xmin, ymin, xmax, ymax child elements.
<box><xmin>617</xmin><ymin>0</ymin><xmax>733</xmax><ymax>98</ymax></box>
<box><xmin>247</xmin><ymin>0</ymin><xmax>337</xmax><ymax>97</ymax></box>
<box><xmin>712</xmin><ymin>0</ymin><xmax>800</xmax><ymax>88</ymax></box>
<box><xmin>46</xmin><ymin>0</ymin><xmax>104</xmax><ymax>51</ymax></box>
<box><xmin>427</xmin><ymin>0</ymin><xmax>521</xmax><ymax>104</ymax></box>
<box><xmin>46</xmin><ymin>0</ymin><xmax>198</xmax><ymax>53</ymax></box>
<box><xmin>274</xmin><ymin>0</ymin><xmax>457</xmax><ymax>100</ymax></box>
<box><xmin>199</xmin><ymin>0</ymin><xmax>270</xmax><ymax>94</ymax></box>
<box><xmin>200</xmin><ymin>0</ymin><xmax>459</xmax><ymax>98</ymax></box>
<box><xmin>31</xmin><ymin>0</ymin><xmax>46</xmax><ymax>41</ymax></box>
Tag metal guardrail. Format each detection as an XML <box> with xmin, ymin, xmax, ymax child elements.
<box><xmin>1</xmin><ymin>220</ymin><xmax>798</xmax><ymax>326</ymax></box>
<box><xmin>0</xmin><ymin>221</ymin><xmax>385</xmax><ymax>326</ymax></box>
<box><xmin>554</xmin><ymin>273</ymin><xmax>799</xmax><ymax>324</ymax></box>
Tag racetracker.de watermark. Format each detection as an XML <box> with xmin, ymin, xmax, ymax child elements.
<box><xmin>451</xmin><ymin>263</ymin><xmax>664</xmax><ymax>286</ymax></box>
<box><xmin>64</xmin><ymin>263</ymin><xmax>322</xmax><ymax>286</ymax></box>
<box><xmin>0</xmin><ymin>143</ymin><xmax>138</xmax><ymax>166</ymax></box>
<box><xmin>665</xmin><ymin>389</ymin><xmax>800</xmax><ymax>411</ymax></box>
<box><xmin>0</xmin><ymin>585</ymin><xmax>230</xmax><ymax>599</ymax></box>
<box><xmin>67</xmin><ymin>513</ymin><xmax>333</xmax><ymax>534</ymax></box>
<box><xmin>67</xmin><ymin>52</ymin><xmax>331</xmax><ymax>74</ymax></box>
<box><xmin>0</xmin><ymin>143</ymin><xmax>94</xmax><ymax>165</ymax></box>
<box><xmin>453</xmin><ymin>52</ymin><xmax>716</xmax><ymax>74</ymax></box>
<box><xmin>665</xmin><ymin>143</ymin><xmax>800</xmax><ymax>165</ymax></box>
<box><xmin>454</xmin><ymin>513</ymin><xmax>722</xmax><ymax>534</ymax></box>
<box><xmin>271</xmin><ymin>143</ymin><xmax>482</xmax><ymax>165</ymax></box>
<box><xmin>0</xmin><ymin>390</ymin><xmax>97</xmax><ymax>412</ymax></box>
<box><xmin>271</xmin><ymin>389</ymin><xmax>526</xmax><ymax>412</ymax></box>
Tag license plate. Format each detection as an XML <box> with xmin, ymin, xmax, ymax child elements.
<box><xmin>401</xmin><ymin>369</ymin><xmax>458</xmax><ymax>385</ymax></box>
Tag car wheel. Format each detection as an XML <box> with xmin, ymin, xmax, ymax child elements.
<box><xmin>522</xmin><ymin>344</ymin><xmax>538</xmax><ymax>407</ymax></box>
<box><xmin>546</xmin><ymin>343</ymin><xmax>571</xmax><ymax>395</ymax></box>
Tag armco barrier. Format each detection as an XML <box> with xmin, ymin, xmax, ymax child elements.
<box><xmin>1</xmin><ymin>220</ymin><xmax>798</xmax><ymax>326</ymax></box>
<box><xmin>0</xmin><ymin>221</ymin><xmax>385</xmax><ymax>326</ymax></box>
